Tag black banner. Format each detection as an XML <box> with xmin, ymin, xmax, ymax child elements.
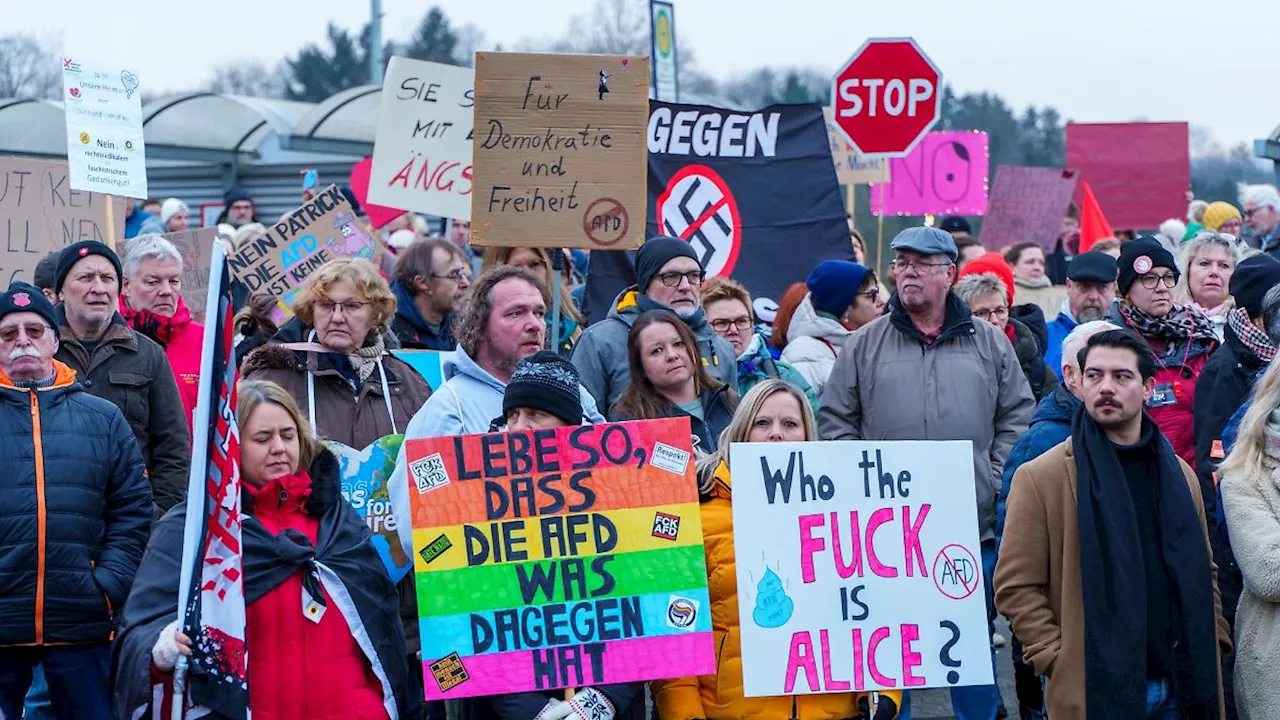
<box><xmin>583</xmin><ymin>101</ymin><xmax>851</xmax><ymax>325</ymax></box>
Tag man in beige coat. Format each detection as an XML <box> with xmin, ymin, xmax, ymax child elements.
<box><xmin>996</xmin><ymin>329</ymin><xmax>1231</xmax><ymax>719</ymax></box>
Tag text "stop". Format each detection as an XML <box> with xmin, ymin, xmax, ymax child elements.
<box><xmin>838</xmin><ymin>78</ymin><xmax>934</xmax><ymax>118</ymax></box>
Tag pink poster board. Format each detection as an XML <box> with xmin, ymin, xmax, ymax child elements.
<box><xmin>871</xmin><ymin>131</ymin><xmax>988</xmax><ymax>217</ymax></box>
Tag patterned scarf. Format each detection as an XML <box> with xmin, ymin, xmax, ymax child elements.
<box><xmin>1228</xmin><ymin>306</ymin><xmax>1276</xmax><ymax>363</ymax></box>
<box><xmin>346</xmin><ymin>334</ymin><xmax>386</xmax><ymax>386</ymax></box>
<box><xmin>1119</xmin><ymin>301</ymin><xmax>1217</xmax><ymax>343</ymax></box>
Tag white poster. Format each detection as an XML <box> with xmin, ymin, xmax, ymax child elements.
<box><xmin>61</xmin><ymin>57</ymin><xmax>148</xmax><ymax>199</ymax></box>
<box><xmin>368</xmin><ymin>57</ymin><xmax>474</xmax><ymax>220</ymax></box>
<box><xmin>650</xmin><ymin>0</ymin><xmax>678</xmax><ymax>102</ymax></box>
<box><xmin>729</xmin><ymin>440</ymin><xmax>993</xmax><ymax>697</ymax></box>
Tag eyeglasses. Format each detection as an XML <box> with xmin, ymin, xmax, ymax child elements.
<box><xmin>1139</xmin><ymin>273</ymin><xmax>1178</xmax><ymax>290</ymax></box>
<box><xmin>656</xmin><ymin>270</ymin><xmax>705</xmax><ymax>288</ymax></box>
<box><xmin>891</xmin><ymin>257</ymin><xmax>951</xmax><ymax>273</ymax></box>
<box><xmin>710</xmin><ymin>317</ymin><xmax>753</xmax><ymax>333</ymax></box>
<box><xmin>315</xmin><ymin>299</ymin><xmax>369</xmax><ymax>315</ymax></box>
<box><xmin>432</xmin><ymin>270</ymin><xmax>472</xmax><ymax>283</ymax></box>
<box><xmin>857</xmin><ymin>288</ymin><xmax>880</xmax><ymax>301</ymax></box>
<box><xmin>0</xmin><ymin>323</ymin><xmax>51</xmax><ymax>343</ymax></box>
<box><xmin>971</xmin><ymin>307</ymin><xmax>1009</xmax><ymax>322</ymax></box>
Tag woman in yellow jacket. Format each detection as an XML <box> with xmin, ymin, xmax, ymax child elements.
<box><xmin>652</xmin><ymin>379</ymin><xmax>900</xmax><ymax>720</ymax></box>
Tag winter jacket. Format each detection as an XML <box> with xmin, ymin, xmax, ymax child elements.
<box><xmin>0</xmin><ymin>361</ymin><xmax>151</xmax><ymax>646</ymax></box>
<box><xmin>996</xmin><ymin>385</ymin><xmax>1078</xmax><ymax>546</ymax></box>
<box><xmin>55</xmin><ymin>308</ymin><xmax>190</xmax><ymax>514</ymax></box>
<box><xmin>390</xmin><ymin>279</ymin><xmax>457</xmax><ymax>351</ymax></box>
<box><xmin>736</xmin><ymin>333</ymin><xmax>818</xmax><ymax>413</ymax></box>
<box><xmin>780</xmin><ymin>295</ymin><xmax>851</xmax><ymax>399</ymax></box>
<box><xmin>1109</xmin><ymin>304</ymin><xmax>1216</xmax><ymax>468</ymax></box>
<box><xmin>1008</xmin><ymin>314</ymin><xmax>1059</xmax><ymax>402</ymax></box>
<box><xmin>818</xmin><ymin>293</ymin><xmax>1035</xmax><ymax>541</ymax></box>
<box><xmin>119</xmin><ymin>295</ymin><xmax>204</xmax><ymax>435</ymax></box>
<box><xmin>571</xmin><ymin>288</ymin><xmax>736</xmax><ymax>412</ymax></box>
<box><xmin>241</xmin><ymin>318</ymin><xmax>433</xmax><ymax>450</ymax></box>
<box><xmin>610</xmin><ymin>384</ymin><xmax>737</xmax><ymax>454</ymax></box>
<box><xmin>124</xmin><ymin>208</ymin><xmax>153</xmax><ymax>239</ymax></box>
<box><xmin>1044</xmin><ymin>303</ymin><xmax>1076</xmax><ymax>380</ymax></box>
<box><xmin>996</xmin><ymin>438</ymin><xmax>1231</xmax><ymax>720</ymax></box>
<box><xmin>652</xmin><ymin>461</ymin><xmax>861</xmax><ymax>720</ymax></box>
<box><xmin>113</xmin><ymin>450</ymin><xmax>417</xmax><ymax>720</ymax></box>
<box><xmin>1220</xmin><ymin>455</ymin><xmax>1280</xmax><ymax>720</ymax></box>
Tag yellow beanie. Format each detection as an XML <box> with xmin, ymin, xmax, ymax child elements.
<box><xmin>1202</xmin><ymin>201</ymin><xmax>1242</xmax><ymax>231</ymax></box>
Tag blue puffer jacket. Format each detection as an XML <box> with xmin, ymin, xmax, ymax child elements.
<box><xmin>0</xmin><ymin>361</ymin><xmax>152</xmax><ymax>646</ymax></box>
<box><xmin>996</xmin><ymin>384</ymin><xmax>1079</xmax><ymax>547</ymax></box>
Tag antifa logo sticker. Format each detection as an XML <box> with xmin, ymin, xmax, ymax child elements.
<box><xmin>656</xmin><ymin>164</ymin><xmax>742</xmax><ymax>280</ymax></box>
<box><xmin>666</xmin><ymin>595</ymin><xmax>699</xmax><ymax>631</ymax></box>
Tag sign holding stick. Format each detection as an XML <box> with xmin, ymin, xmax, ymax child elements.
<box><xmin>406</xmin><ymin>418</ymin><xmax>714</xmax><ymax>699</ymax></box>
<box><xmin>729</xmin><ymin>440</ymin><xmax>992</xmax><ymax>696</ymax></box>
<box><xmin>470</xmin><ymin>52</ymin><xmax>650</xmax><ymax>250</ymax></box>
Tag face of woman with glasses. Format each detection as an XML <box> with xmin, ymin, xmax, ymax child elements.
<box><xmin>843</xmin><ymin>283</ymin><xmax>884</xmax><ymax>331</ymax></box>
<box><xmin>1126</xmin><ymin>267</ymin><xmax>1178</xmax><ymax>318</ymax></box>
<box><xmin>312</xmin><ymin>279</ymin><xmax>376</xmax><ymax>354</ymax></box>
<box><xmin>704</xmin><ymin>298</ymin><xmax>753</xmax><ymax>356</ymax></box>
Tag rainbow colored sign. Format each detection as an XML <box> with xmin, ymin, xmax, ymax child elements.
<box><xmin>405</xmin><ymin>418</ymin><xmax>715</xmax><ymax>699</ymax></box>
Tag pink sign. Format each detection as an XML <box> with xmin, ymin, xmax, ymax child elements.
<box><xmin>871</xmin><ymin>131</ymin><xmax>988</xmax><ymax>217</ymax></box>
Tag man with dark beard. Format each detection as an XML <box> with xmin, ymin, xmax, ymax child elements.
<box><xmin>1045</xmin><ymin>251</ymin><xmax>1117</xmax><ymax>379</ymax></box>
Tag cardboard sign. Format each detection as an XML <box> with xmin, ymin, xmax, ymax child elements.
<box><xmin>227</xmin><ymin>184</ymin><xmax>379</xmax><ymax>324</ymax></box>
<box><xmin>729</xmin><ymin>440</ymin><xmax>993</xmax><ymax>696</ymax></box>
<box><xmin>1066</xmin><ymin>122</ymin><xmax>1189</xmax><ymax>230</ymax></box>
<box><xmin>981</xmin><ymin>167</ymin><xmax>1079</xmax><ymax>251</ymax></box>
<box><xmin>470</xmin><ymin>52</ymin><xmax>650</xmax><ymax>250</ymax></box>
<box><xmin>0</xmin><ymin>156</ymin><xmax>125</xmax><ymax>288</ymax></box>
<box><xmin>61</xmin><ymin>56</ymin><xmax>148</xmax><ymax>199</ymax></box>
<box><xmin>163</xmin><ymin>227</ymin><xmax>218</xmax><ymax>323</ymax></box>
<box><xmin>329</xmin><ymin>435</ymin><xmax>413</xmax><ymax>582</ymax></box>
<box><xmin>369</xmin><ymin>58</ymin><xmax>475</xmax><ymax>220</ymax></box>
<box><xmin>824</xmin><ymin>107</ymin><xmax>890</xmax><ymax>185</ymax></box>
<box><xmin>406</xmin><ymin>418</ymin><xmax>715</xmax><ymax>699</ymax></box>
<box><xmin>391</xmin><ymin>349</ymin><xmax>454</xmax><ymax>391</ymax></box>
<box><xmin>871</xmin><ymin>131</ymin><xmax>988</xmax><ymax>217</ymax></box>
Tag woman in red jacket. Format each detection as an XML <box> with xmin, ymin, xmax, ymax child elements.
<box><xmin>111</xmin><ymin>380</ymin><xmax>418</xmax><ymax>720</ymax></box>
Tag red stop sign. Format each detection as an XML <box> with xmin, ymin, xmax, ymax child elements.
<box><xmin>831</xmin><ymin>38</ymin><xmax>943</xmax><ymax>158</ymax></box>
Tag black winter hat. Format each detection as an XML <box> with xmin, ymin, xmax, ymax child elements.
<box><xmin>1117</xmin><ymin>236</ymin><xmax>1178</xmax><ymax>296</ymax></box>
<box><xmin>635</xmin><ymin>236</ymin><xmax>700</xmax><ymax>293</ymax></box>
<box><xmin>503</xmin><ymin>351</ymin><xmax>583</xmax><ymax>426</ymax></box>
<box><xmin>0</xmin><ymin>282</ymin><xmax>59</xmax><ymax>336</ymax></box>
<box><xmin>938</xmin><ymin>216</ymin><xmax>972</xmax><ymax>234</ymax></box>
<box><xmin>1230</xmin><ymin>254</ymin><xmax>1280</xmax><ymax>318</ymax></box>
<box><xmin>55</xmin><ymin>241</ymin><xmax>122</xmax><ymax>294</ymax></box>
<box><xmin>33</xmin><ymin>252</ymin><xmax>60</xmax><ymax>292</ymax></box>
<box><xmin>224</xmin><ymin>186</ymin><xmax>254</xmax><ymax>207</ymax></box>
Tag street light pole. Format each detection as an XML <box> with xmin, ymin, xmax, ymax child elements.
<box><xmin>369</xmin><ymin>0</ymin><xmax>383</xmax><ymax>85</ymax></box>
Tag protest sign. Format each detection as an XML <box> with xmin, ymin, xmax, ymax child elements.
<box><xmin>871</xmin><ymin>131</ymin><xmax>988</xmax><ymax>217</ymax></box>
<box><xmin>226</xmin><ymin>184</ymin><xmax>379</xmax><ymax>323</ymax></box>
<box><xmin>61</xmin><ymin>56</ymin><xmax>148</xmax><ymax>199</ymax></box>
<box><xmin>981</xmin><ymin>167</ymin><xmax>1079</xmax><ymax>251</ymax></box>
<box><xmin>329</xmin><ymin>435</ymin><xmax>413</xmax><ymax>582</ymax></box>
<box><xmin>199</xmin><ymin>203</ymin><xmax>224</xmax><ymax>228</ymax></box>
<box><xmin>1066</xmin><ymin>122</ymin><xmax>1189</xmax><ymax>229</ymax></box>
<box><xmin>164</xmin><ymin>227</ymin><xmax>218</xmax><ymax>322</ymax></box>
<box><xmin>470</xmin><ymin>52</ymin><xmax>650</xmax><ymax>250</ymax></box>
<box><xmin>0</xmin><ymin>156</ymin><xmax>125</xmax><ymax>288</ymax></box>
<box><xmin>392</xmin><ymin>349</ymin><xmax>454</xmax><ymax>391</ymax></box>
<box><xmin>729</xmin><ymin>440</ymin><xmax>992</xmax><ymax>696</ymax></box>
<box><xmin>406</xmin><ymin>418</ymin><xmax>715</xmax><ymax>699</ymax></box>
<box><xmin>351</xmin><ymin>157</ymin><xmax>410</xmax><ymax>229</ymax></box>
<box><xmin>824</xmin><ymin>107</ymin><xmax>889</xmax><ymax>186</ymax></box>
<box><xmin>369</xmin><ymin>58</ymin><xmax>475</xmax><ymax>220</ymax></box>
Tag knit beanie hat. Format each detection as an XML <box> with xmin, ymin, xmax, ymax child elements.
<box><xmin>635</xmin><ymin>236</ymin><xmax>700</xmax><ymax>293</ymax></box>
<box><xmin>0</xmin><ymin>282</ymin><xmax>59</xmax><ymax>336</ymax></box>
<box><xmin>160</xmin><ymin>198</ymin><xmax>189</xmax><ymax>225</ymax></box>
<box><xmin>503</xmin><ymin>351</ymin><xmax>583</xmax><ymax>426</ymax></box>
<box><xmin>55</xmin><ymin>241</ymin><xmax>122</xmax><ymax>294</ymax></box>
<box><xmin>1201</xmin><ymin>202</ymin><xmax>1243</xmax><ymax>232</ymax></box>
<box><xmin>805</xmin><ymin>260</ymin><xmax>869</xmax><ymax>316</ymax></box>
<box><xmin>957</xmin><ymin>251</ymin><xmax>1015</xmax><ymax>304</ymax></box>
<box><xmin>1117</xmin><ymin>236</ymin><xmax>1179</xmax><ymax>295</ymax></box>
<box><xmin>1229</xmin><ymin>254</ymin><xmax>1280</xmax><ymax>318</ymax></box>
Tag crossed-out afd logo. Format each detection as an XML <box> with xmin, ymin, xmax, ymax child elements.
<box><xmin>655</xmin><ymin>164</ymin><xmax>742</xmax><ymax>280</ymax></box>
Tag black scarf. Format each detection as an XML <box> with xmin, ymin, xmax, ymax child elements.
<box><xmin>1072</xmin><ymin>406</ymin><xmax>1219</xmax><ymax>718</ymax></box>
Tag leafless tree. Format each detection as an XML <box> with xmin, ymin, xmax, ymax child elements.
<box><xmin>0</xmin><ymin>33</ymin><xmax>61</xmax><ymax>99</ymax></box>
<box><xmin>205</xmin><ymin>60</ymin><xmax>290</xmax><ymax>98</ymax></box>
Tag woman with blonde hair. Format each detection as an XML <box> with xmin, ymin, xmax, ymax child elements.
<box><xmin>1174</xmin><ymin>231</ymin><xmax>1247</xmax><ymax>341</ymax></box>
<box><xmin>653</xmin><ymin>379</ymin><xmax>899</xmax><ymax>720</ymax></box>
<box><xmin>481</xmin><ymin>245</ymin><xmax>583</xmax><ymax>355</ymax></box>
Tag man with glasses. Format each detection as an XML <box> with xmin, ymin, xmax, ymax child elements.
<box><xmin>572</xmin><ymin>235</ymin><xmax>736</xmax><ymax>413</ymax></box>
<box><xmin>1239</xmin><ymin>184</ymin><xmax>1280</xmax><ymax>254</ymax></box>
<box><xmin>819</xmin><ymin>226</ymin><xmax>1034</xmax><ymax>720</ymax></box>
<box><xmin>390</xmin><ymin>238</ymin><xmax>472</xmax><ymax>350</ymax></box>
<box><xmin>0</xmin><ymin>282</ymin><xmax>152</xmax><ymax>720</ymax></box>
<box><xmin>52</xmin><ymin>241</ymin><xmax>189</xmax><ymax>515</ymax></box>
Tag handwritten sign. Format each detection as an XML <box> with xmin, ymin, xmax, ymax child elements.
<box><xmin>823</xmin><ymin>107</ymin><xmax>889</xmax><ymax>185</ymax></box>
<box><xmin>729</xmin><ymin>440</ymin><xmax>992</xmax><ymax>696</ymax></box>
<box><xmin>227</xmin><ymin>184</ymin><xmax>378</xmax><ymax>324</ymax></box>
<box><xmin>470</xmin><ymin>52</ymin><xmax>650</xmax><ymax>250</ymax></box>
<box><xmin>0</xmin><ymin>156</ymin><xmax>125</xmax><ymax>289</ymax></box>
<box><xmin>406</xmin><ymin>418</ymin><xmax>715</xmax><ymax>699</ymax></box>
<box><xmin>163</xmin><ymin>227</ymin><xmax>218</xmax><ymax>322</ymax></box>
<box><xmin>369</xmin><ymin>57</ymin><xmax>475</xmax><ymax>220</ymax></box>
<box><xmin>61</xmin><ymin>56</ymin><xmax>148</xmax><ymax>199</ymax></box>
<box><xmin>981</xmin><ymin>167</ymin><xmax>1079</xmax><ymax>252</ymax></box>
<box><xmin>871</xmin><ymin>131</ymin><xmax>988</xmax><ymax>217</ymax></box>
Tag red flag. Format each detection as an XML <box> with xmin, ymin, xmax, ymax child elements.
<box><xmin>1078</xmin><ymin>180</ymin><xmax>1114</xmax><ymax>253</ymax></box>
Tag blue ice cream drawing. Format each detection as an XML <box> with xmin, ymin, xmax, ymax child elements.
<box><xmin>752</xmin><ymin>566</ymin><xmax>794</xmax><ymax>629</ymax></box>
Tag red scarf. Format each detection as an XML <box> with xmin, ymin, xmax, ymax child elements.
<box><xmin>118</xmin><ymin>296</ymin><xmax>192</xmax><ymax>346</ymax></box>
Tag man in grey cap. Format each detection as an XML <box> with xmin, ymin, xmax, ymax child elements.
<box><xmin>818</xmin><ymin>225</ymin><xmax>1034</xmax><ymax>720</ymax></box>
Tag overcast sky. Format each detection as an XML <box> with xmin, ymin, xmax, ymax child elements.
<box><xmin>16</xmin><ymin>0</ymin><xmax>1277</xmax><ymax>152</ymax></box>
